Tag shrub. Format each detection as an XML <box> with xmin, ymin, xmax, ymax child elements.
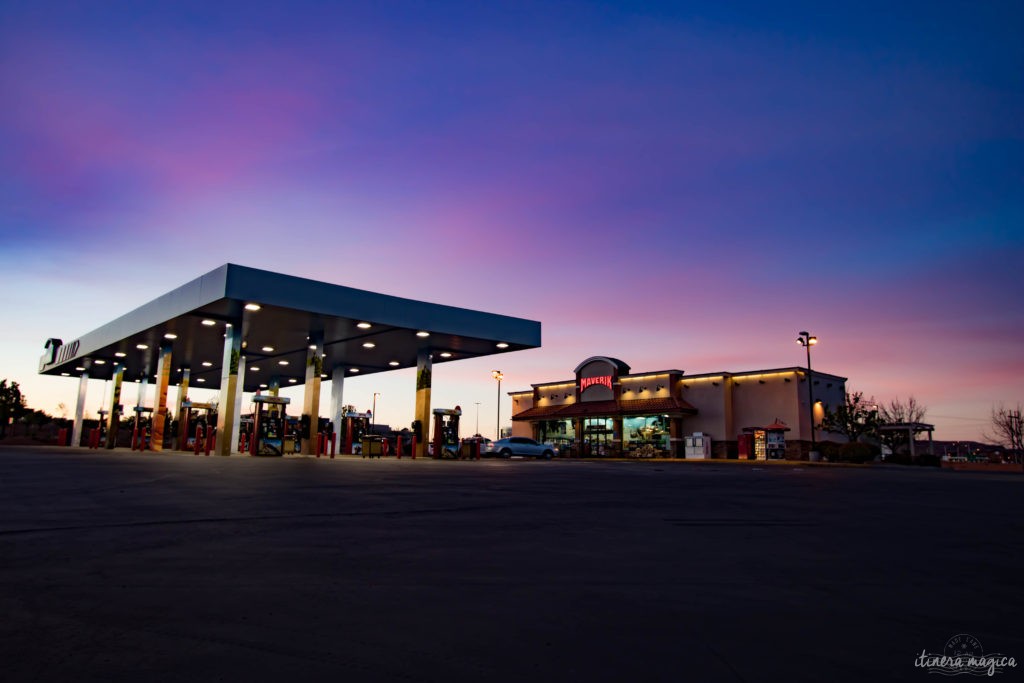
<box><xmin>837</xmin><ymin>441</ymin><xmax>877</xmax><ymax>463</ymax></box>
<box><xmin>818</xmin><ymin>441</ymin><xmax>843</xmax><ymax>461</ymax></box>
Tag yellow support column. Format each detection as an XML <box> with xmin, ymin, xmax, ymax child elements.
<box><xmin>301</xmin><ymin>334</ymin><xmax>324</xmax><ymax>455</ymax></box>
<box><xmin>215</xmin><ymin>323</ymin><xmax>242</xmax><ymax>456</ymax></box>
<box><xmin>151</xmin><ymin>343</ymin><xmax>172</xmax><ymax>452</ymax></box>
<box><xmin>105</xmin><ymin>362</ymin><xmax>124</xmax><ymax>449</ymax></box>
<box><xmin>414</xmin><ymin>351</ymin><xmax>432</xmax><ymax>458</ymax></box>
<box><xmin>175</xmin><ymin>367</ymin><xmax>190</xmax><ymax>449</ymax></box>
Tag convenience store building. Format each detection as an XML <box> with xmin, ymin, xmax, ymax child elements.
<box><xmin>509</xmin><ymin>356</ymin><xmax>847</xmax><ymax>459</ymax></box>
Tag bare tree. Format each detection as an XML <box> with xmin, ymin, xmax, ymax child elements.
<box><xmin>878</xmin><ymin>396</ymin><xmax>927</xmax><ymax>424</ymax></box>
<box><xmin>878</xmin><ymin>396</ymin><xmax>927</xmax><ymax>454</ymax></box>
<box><xmin>988</xmin><ymin>404</ymin><xmax>1023</xmax><ymax>462</ymax></box>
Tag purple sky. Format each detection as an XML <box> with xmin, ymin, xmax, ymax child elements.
<box><xmin>1</xmin><ymin>1</ymin><xmax>1021</xmax><ymax>441</ymax></box>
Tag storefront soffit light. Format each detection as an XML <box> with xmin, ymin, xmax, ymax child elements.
<box><xmin>201</xmin><ymin>319</ymin><xmax>217</xmax><ymax>326</ymax></box>
<box><xmin>362</xmin><ymin>342</ymin><xmax>375</xmax><ymax>349</ymax></box>
<box><xmin>261</xmin><ymin>346</ymin><xmax>274</xmax><ymax>352</ymax></box>
<box><xmin>496</xmin><ymin>342</ymin><xmax>509</xmax><ymax>349</ymax></box>
<box><xmin>279</xmin><ymin>360</ymin><xmax>289</xmax><ymax>366</ymax></box>
<box><xmin>357</xmin><ymin>322</ymin><xmax>372</xmax><ymax>329</ymax></box>
<box><xmin>202</xmin><ymin>361</ymin><xmax>213</xmax><ymax>367</ymax></box>
<box><xmin>416</xmin><ymin>331</ymin><xmax>430</xmax><ymax>338</ymax></box>
<box><xmin>439</xmin><ymin>352</ymin><xmax>452</xmax><ymax>358</ymax></box>
<box><xmin>250</xmin><ymin>366</ymin><xmax>260</xmax><ymax>372</ymax></box>
<box><xmin>389</xmin><ymin>361</ymin><xmax>400</xmax><ymax>367</ymax></box>
<box><xmin>164</xmin><ymin>333</ymin><xmax>177</xmax><ymax>339</ymax></box>
<box><xmin>245</xmin><ymin>303</ymin><xmax>261</xmax><ymax>311</ymax></box>
<box><xmin>349</xmin><ymin>368</ymin><xmax>360</xmax><ymax>373</ymax></box>
<box><xmin>136</xmin><ymin>344</ymin><xmax>148</xmax><ymax>350</ymax></box>
<box><xmin>114</xmin><ymin>352</ymin><xmax>126</xmax><ymax>358</ymax></box>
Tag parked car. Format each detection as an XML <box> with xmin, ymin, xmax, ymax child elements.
<box><xmin>488</xmin><ymin>437</ymin><xmax>557</xmax><ymax>459</ymax></box>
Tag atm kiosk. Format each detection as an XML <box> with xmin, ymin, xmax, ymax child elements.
<box><xmin>179</xmin><ymin>401</ymin><xmax>217</xmax><ymax>451</ymax></box>
<box><xmin>739</xmin><ymin>420</ymin><xmax>790</xmax><ymax>460</ymax></box>
<box><xmin>131</xmin><ymin>406</ymin><xmax>153</xmax><ymax>450</ymax></box>
<box><xmin>251</xmin><ymin>395</ymin><xmax>290</xmax><ymax>456</ymax></box>
<box><xmin>431</xmin><ymin>406</ymin><xmax>462</xmax><ymax>459</ymax></box>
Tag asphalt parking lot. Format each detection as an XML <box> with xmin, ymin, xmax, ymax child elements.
<box><xmin>1</xmin><ymin>447</ymin><xmax>1021</xmax><ymax>682</ymax></box>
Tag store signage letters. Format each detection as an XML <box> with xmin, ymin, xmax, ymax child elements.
<box><xmin>580</xmin><ymin>375</ymin><xmax>612</xmax><ymax>393</ymax></box>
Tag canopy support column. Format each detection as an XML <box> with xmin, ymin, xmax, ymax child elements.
<box><xmin>214</xmin><ymin>322</ymin><xmax>242</xmax><ymax>456</ymax></box>
<box><xmin>330</xmin><ymin>366</ymin><xmax>345</xmax><ymax>452</ymax></box>
<box><xmin>175</xmin><ymin>367</ymin><xmax>190</xmax><ymax>448</ymax></box>
<box><xmin>414</xmin><ymin>351</ymin><xmax>432</xmax><ymax>458</ymax></box>
<box><xmin>71</xmin><ymin>362</ymin><xmax>91</xmax><ymax>448</ymax></box>
<box><xmin>151</xmin><ymin>343</ymin><xmax>173</xmax><ymax>452</ymax></box>
<box><xmin>231</xmin><ymin>356</ymin><xmax>245</xmax><ymax>454</ymax></box>
<box><xmin>106</xmin><ymin>362</ymin><xmax>124</xmax><ymax>449</ymax></box>
<box><xmin>301</xmin><ymin>334</ymin><xmax>324</xmax><ymax>455</ymax></box>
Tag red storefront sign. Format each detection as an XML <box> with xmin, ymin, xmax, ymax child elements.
<box><xmin>580</xmin><ymin>375</ymin><xmax>612</xmax><ymax>393</ymax></box>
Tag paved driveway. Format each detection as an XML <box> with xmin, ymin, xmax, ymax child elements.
<box><xmin>1</xmin><ymin>448</ymin><xmax>1020</xmax><ymax>682</ymax></box>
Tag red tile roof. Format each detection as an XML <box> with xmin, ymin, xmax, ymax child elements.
<box><xmin>619</xmin><ymin>398</ymin><xmax>697</xmax><ymax>415</ymax></box>
<box><xmin>512</xmin><ymin>397</ymin><xmax>696</xmax><ymax>421</ymax></box>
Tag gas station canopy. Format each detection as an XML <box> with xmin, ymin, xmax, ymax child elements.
<box><xmin>39</xmin><ymin>264</ymin><xmax>541</xmax><ymax>392</ymax></box>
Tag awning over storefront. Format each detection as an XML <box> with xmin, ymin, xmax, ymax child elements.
<box><xmin>512</xmin><ymin>397</ymin><xmax>696</xmax><ymax>421</ymax></box>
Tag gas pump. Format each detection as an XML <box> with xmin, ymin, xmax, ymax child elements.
<box><xmin>341</xmin><ymin>410</ymin><xmax>371</xmax><ymax>455</ymax></box>
<box><xmin>96</xmin><ymin>409</ymin><xmax>108</xmax><ymax>448</ymax></box>
<box><xmin>131</xmin><ymin>406</ymin><xmax>153</xmax><ymax>451</ymax></box>
<box><xmin>431</xmin><ymin>406</ymin><xmax>461</xmax><ymax>458</ymax></box>
<box><xmin>179</xmin><ymin>401</ymin><xmax>217</xmax><ymax>452</ymax></box>
<box><xmin>251</xmin><ymin>395</ymin><xmax>290</xmax><ymax>456</ymax></box>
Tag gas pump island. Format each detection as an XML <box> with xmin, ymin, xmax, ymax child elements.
<box><xmin>251</xmin><ymin>395</ymin><xmax>289</xmax><ymax>456</ymax></box>
<box><xmin>38</xmin><ymin>264</ymin><xmax>541</xmax><ymax>458</ymax></box>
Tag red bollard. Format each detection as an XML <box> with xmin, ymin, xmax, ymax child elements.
<box><xmin>205</xmin><ymin>428</ymin><xmax>215</xmax><ymax>455</ymax></box>
<box><xmin>329</xmin><ymin>431</ymin><xmax>335</xmax><ymax>459</ymax></box>
<box><xmin>475</xmin><ymin>439</ymin><xmax>481</xmax><ymax>461</ymax></box>
<box><xmin>382</xmin><ymin>439</ymin><xmax>390</xmax><ymax>458</ymax></box>
<box><xmin>411</xmin><ymin>435</ymin><xmax>417</xmax><ymax>460</ymax></box>
<box><xmin>316</xmin><ymin>432</ymin><xmax>323</xmax><ymax>458</ymax></box>
<box><xmin>57</xmin><ymin>428</ymin><xmax>68</xmax><ymax>447</ymax></box>
<box><xmin>194</xmin><ymin>425</ymin><xmax>203</xmax><ymax>455</ymax></box>
<box><xmin>131</xmin><ymin>426</ymin><xmax>139</xmax><ymax>451</ymax></box>
<box><xmin>239</xmin><ymin>432</ymin><xmax>247</xmax><ymax>453</ymax></box>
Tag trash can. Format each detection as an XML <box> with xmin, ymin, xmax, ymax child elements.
<box><xmin>361</xmin><ymin>437</ymin><xmax>384</xmax><ymax>458</ymax></box>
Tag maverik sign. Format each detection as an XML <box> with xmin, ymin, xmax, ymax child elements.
<box><xmin>580</xmin><ymin>375</ymin><xmax>612</xmax><ymax>393</ymax></box>
<box><xmin>575</xmin><ymin>356</ymin><xmax>629</xmax><ymax>402</ymax></box>
<box><xmin>40</xmin><ymin>338</ymin><xmax>80</xmax><ymax>371</ymax></box>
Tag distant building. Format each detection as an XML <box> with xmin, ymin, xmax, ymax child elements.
<box><xmin>510</xmin><ymin>356</ymin><xmax>847</xmax><ymax>459</ymax></box>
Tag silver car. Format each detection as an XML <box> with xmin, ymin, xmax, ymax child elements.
<box><xmin>489</xmin><ymin>437</ymin><xmax>557</xmax><ymax>459</ymax></box>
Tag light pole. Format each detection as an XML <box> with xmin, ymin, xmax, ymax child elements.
<box><xmin>474</xmin><ymin>401</ymin><xmax>481</xmax><ymax>436</ymax></box>
<box><xmin>371</xmin><ymin>392</ymin><xmax>380</xmax><ymax>432</ymax></box>
<box><xmin>492</xmin><ymin>370</ymin><xmax>503</xmax><ymax>440</ymax></box>
<box><xmin>796</xmin><ymin>331</ymin><xmax>818</xmax><ymax>458</ymax></box>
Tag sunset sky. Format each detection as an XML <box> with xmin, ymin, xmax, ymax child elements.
<box><xmin>1</xmin><ymin>1</ymin><xmax>1021</xmax><ymax>441</ymax></box>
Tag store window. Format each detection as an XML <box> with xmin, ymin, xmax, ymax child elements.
<box><xmin>538</xmin><ymin>419</ymin><xmax>574</xmax><ymax>449</ymax></box>
<box><xmin>624</xmin><ymin>415</ymin><xmax>670</xmax><ymax>456</ymax></box>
